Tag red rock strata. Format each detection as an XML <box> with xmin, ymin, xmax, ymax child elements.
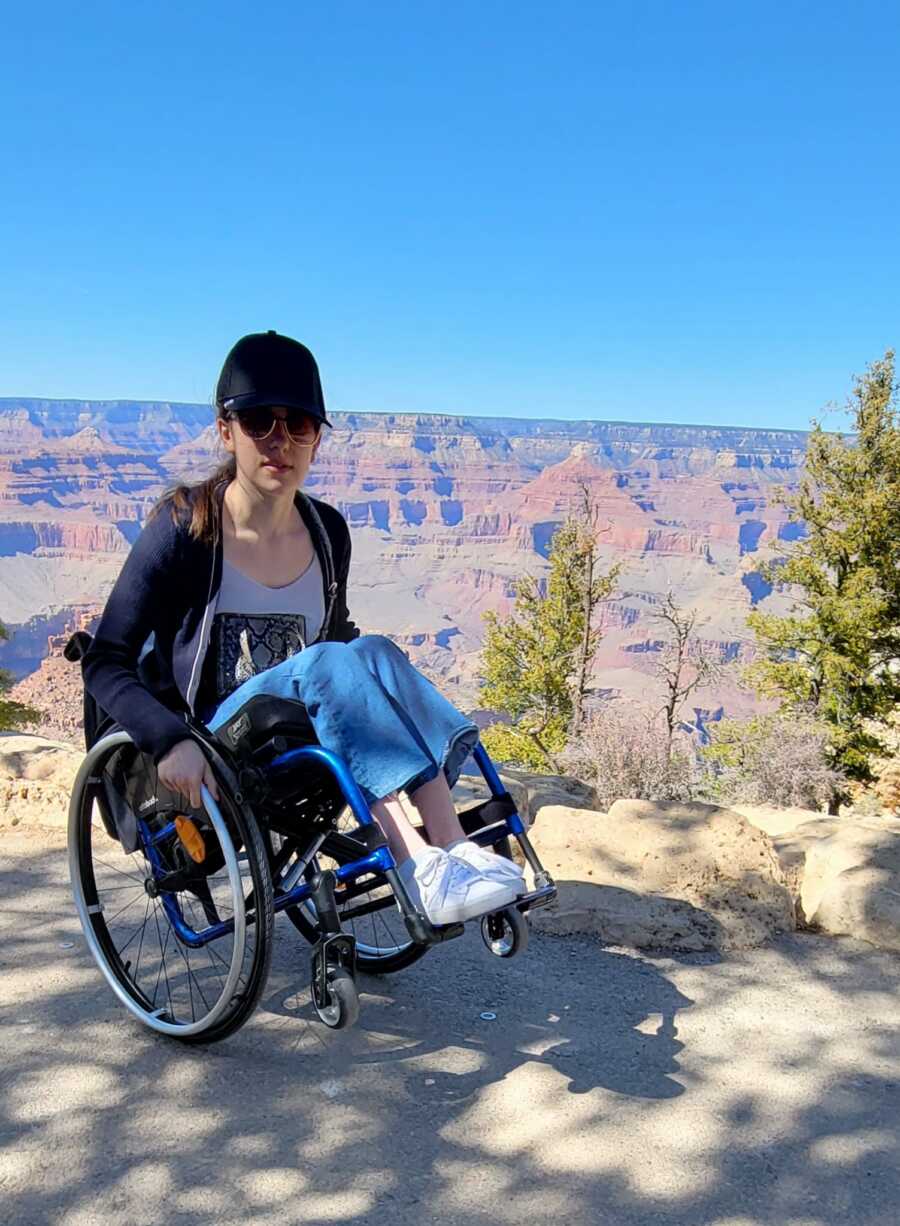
<box><xmin>0</xmin><ymin>401</ymin><xmax>808</xmax><ymax>735</ymax></box>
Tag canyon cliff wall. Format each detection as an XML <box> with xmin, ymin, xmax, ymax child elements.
<box><xmin>0</xmin><ymin>398</ymin><xmax>807</xmax><ymax>735</ymax></box>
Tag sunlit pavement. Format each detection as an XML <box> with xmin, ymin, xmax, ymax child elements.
<box><xmin>3</xmin><ymin>828</ymin><xmax>899</xmax><ymax>1226</ymax></box>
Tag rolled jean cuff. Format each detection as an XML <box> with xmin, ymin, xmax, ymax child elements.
<box><xmin>402</xmin><ymin>721</ymin><xmax>480</xmax><ymax>797</ymax></box>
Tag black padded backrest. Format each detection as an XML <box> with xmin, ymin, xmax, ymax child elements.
<box><xmin>64</xmin><ymin>630</ymin><xmax>117</xmax><ymax>751</ymax></box>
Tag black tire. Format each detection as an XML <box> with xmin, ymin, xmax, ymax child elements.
<box><xmin>312</xmin><ymin>966</ymin><xmax>360</xmax><ymax>1030</ymax></box>
<box><xmin>481</xmin><ymin>906</ymin><xmax>529</xmax><ymax>958</ymax></box>
<box><xmin>69</xmin><ymin>730</ymin><xmax>274</xmax><ymax>1043</ymax></box>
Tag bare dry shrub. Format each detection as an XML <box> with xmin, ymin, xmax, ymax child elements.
<box><xmin>560</xmin><ymin>705</ymin><xmax>698</xmax><ymax>811</ymax></box>
<box><xmin>702</xmin><ymin>714</ymin><xmax>844</xmax><ymax>810</ymax></box>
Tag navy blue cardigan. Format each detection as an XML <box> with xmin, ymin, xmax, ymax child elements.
<box><xmin>82</xmin><ymin>481</ymin><xmax>360</xmax><ymax>764</ymax></box>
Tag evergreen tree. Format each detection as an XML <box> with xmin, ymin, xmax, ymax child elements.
<box><xmin>478</xmin><ymin>488</ymin><xmax>619</xmax><ymax>772</ymax></box>
<box><xmin>747</xmin><ymin>350</ymin><xmax>900</xmax><ymax>803</ymax></box>
<box><xmin>0</xmin><ymin>621</ymin><xmax>42</xmax><ymax>732</ymax></box>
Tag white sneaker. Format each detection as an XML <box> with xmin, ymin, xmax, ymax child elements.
<box><xmin>398</xmin><ymin>847</ymin><xmax>519</xmax><ymax>926</ymax></box>
<box><xmin>448</xmin><ymin>840</ymin><xmax>527</xmax><ymax>894</ymax></box>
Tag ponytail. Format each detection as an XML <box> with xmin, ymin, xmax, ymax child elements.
<box><xmin>148</xmin><ymin>406</ymin><xmax>235</xmax><ymax>544</ymax></box>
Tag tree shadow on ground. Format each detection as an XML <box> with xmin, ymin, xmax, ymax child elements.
<box><xmin>2</xmin><ymin>835</ymin><xmax>899</xmax><ymax>1225</ymax></box>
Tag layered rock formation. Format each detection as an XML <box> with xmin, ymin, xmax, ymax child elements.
<box><xmin>0</xmin><ymin>398</ymin><xmax>808</xmax><ymax>736</ymax></box>
<box><xmin>9</xmin><ymin>607</ymin><xmax>96</xmax><ymax>745</ymax></box>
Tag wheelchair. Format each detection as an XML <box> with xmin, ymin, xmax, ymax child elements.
<box><xmin>65</xmin><ymin>636</ymin><xmax>558</xmax><ymax>1044</ymax></box>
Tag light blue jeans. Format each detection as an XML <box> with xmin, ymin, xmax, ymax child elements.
<box><xmin>206</xmin><ymin>634</ymin><xmax>480</xmax><ymax>804</ymax></box>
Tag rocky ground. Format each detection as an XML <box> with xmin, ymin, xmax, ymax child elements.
<box><xmin>9</xmin><ymin>651</ymin><xmax>87</xmax><ymax>745</ymax></box>
<box><xmin>457</xmin><ymin>766</ymin><xmax>900</xmax><ymax>956</ymax></box>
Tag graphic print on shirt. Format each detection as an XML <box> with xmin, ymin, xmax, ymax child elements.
<box><xmin>211</xmin><ymin>612</ymin><xmax>308</xmax><ymax>702</ymax></box>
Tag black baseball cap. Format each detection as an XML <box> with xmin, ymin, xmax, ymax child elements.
<box><xmin>215</xmin><ymin>330</ymin><xmax>332</xmax><ymax>428</ymax></box>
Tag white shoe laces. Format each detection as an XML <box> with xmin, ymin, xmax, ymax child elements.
<box><xmin>456</xmin><ymin>842</ymin><xmax>523</xmax><ymax>876</ymax></box>
<box><xmin>417</xmin><ymin>850</ymin><xmax>477</xmax><ymax>902</ymax></box>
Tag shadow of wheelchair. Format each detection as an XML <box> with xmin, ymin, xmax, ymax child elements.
<box><xmin>257</xmin><ymin>936</ymin><xmax>695</xmax><ymax>1103</ymax></box>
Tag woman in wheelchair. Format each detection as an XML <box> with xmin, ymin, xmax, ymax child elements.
<box><xmin>69</xmin><ymin>331</ymin><xmax>555</xmax><ymax>1039</ymax></box>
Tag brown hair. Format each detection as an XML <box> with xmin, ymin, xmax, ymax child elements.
<box><xmin>148</xmin><ymin>404</ymin><xmax>234</xmax><ymax>544</ymax></box>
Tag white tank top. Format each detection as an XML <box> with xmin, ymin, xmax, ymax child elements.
<box><xmin>217</xmin><ymin>553</ymin><xmax>325</xmax><ymax>619</ymax></box>
<box><xmin>208</xmin><ymin>553</ymin><xmax>325</xmax><ymax>704</ymax></box>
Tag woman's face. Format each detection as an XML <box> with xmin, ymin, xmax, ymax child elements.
<box><xmin>217</xmin><ymin>406</ymin><xmax>322</xmax><ymax>494</ymax></box>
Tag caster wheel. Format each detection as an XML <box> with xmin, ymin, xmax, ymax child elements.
<box><xmin>481</xmin><ymin>907</ymin><xmax>529</xmax><ymax>958</ymax></box>
<box><xmin>312</xmin><ymin>966</ymin><xmax>360</xmax><ymax>1030</ymax></box>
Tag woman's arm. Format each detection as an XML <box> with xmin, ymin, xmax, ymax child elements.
<box><xmin>82</xmin><ymin>506</ymin><xmax>195</xmax><ymax>763</ymax></box>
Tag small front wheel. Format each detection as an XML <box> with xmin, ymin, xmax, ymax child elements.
<box><xmin>481</xmin><ymin>907</ymin><xmax>529</xmax><ymax>958</ymax></box>
<box><xmin>312</xmin><ymin>966</ymin><xmax>360</xmax><ymax>1030</ymax></box>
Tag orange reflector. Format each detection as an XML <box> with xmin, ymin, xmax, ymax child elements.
<box><xmin>175</xmin><ymin>816</ymin><xmax>206</xmax><ymax>863</ymax></box>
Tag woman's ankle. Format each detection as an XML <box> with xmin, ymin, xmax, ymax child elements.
<box><xmin>407</xmin><ymin>776</ymin><xmax>466</xmax><ymax>847</ymax></box>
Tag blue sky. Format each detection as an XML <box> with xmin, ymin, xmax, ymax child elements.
<box><xmin>1</xmin><ymin>1</ymin><xmax>897</xmax><ymax>430</ymax></box>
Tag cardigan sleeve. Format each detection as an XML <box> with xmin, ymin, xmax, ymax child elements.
<box><xmin>81</xmin><ymin>506</ymin><xmax>194</xmax><ymax>763</ymax></box>
<box><xmin>332</xmin><ymin>515</ymin><xmax>361</xmax><ymax>643</ymax></box>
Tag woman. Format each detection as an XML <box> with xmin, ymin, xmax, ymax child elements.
<box><xmin>82</xmin><ymin>329</ymin><xmax>524</xmax><ymax>926</ymax></box>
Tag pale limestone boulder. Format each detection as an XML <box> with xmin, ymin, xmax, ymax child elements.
<box><xmin>452</xmin><ymin>772</ymin><xmax>530</xmax><ymax>823</ymax></box>
<box><xmin>733</xmin><ymin>804</ymin><xmax>843</xmax><ymax>898</ymax></box>
<box><xmin>527</xmin><ymin>798</ymin><xmax>794</xmax><ymax>952</ymax></box>
<box><xmin>736</xmin><ymin>805</ymin><xmax>900</xmax><ymax>948</ymax></box>
<box><xmin>769</xmin><ymin>820</ymin><xmax>843</xmax><ymax>901</ymax></box>
<box><xmin>500</xmin><ymin>768</ymin><xmax>597</xmax><ymax>824</ymax></box>
<box><xmin>452</xmin><ymin>768</ymin><xmax>594</xmax><ymax>826</ymax></box>
<box><xmin>0</xmin><ymin>733</ymin><xmax>83</xmax><ymax>829</ymax></box>
<box><xmin>733</xmin><ymin>803</ymin><xmax>829</xmax><ymax>837</ymax></box>
<box><xmin>800</xmin><ymin>816</ymin><xmax>900</xmax><ymax>950</ymax></box>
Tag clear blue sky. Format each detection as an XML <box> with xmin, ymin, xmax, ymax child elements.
<box><xmin>1</xmin><ymin>1</ymin><xmax>897</xmax><ymax>430</ymax></box>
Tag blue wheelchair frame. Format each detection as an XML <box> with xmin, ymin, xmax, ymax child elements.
<box><xmin>67</xmin><ymin>628</ymin><xmax>558</xmax><ymax>1039</ymax></box>
<box><xmin>141</xmin><ymin>736</ymin><xmax>554</xmax><ymax>954</ymax></box>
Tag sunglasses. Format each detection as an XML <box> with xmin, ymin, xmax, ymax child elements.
<box><xmin>227</xmin><ymin>405</ymin><xmax>321</xmax><ymax>445</ymax></box>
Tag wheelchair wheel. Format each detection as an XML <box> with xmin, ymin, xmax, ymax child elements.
<box><xmin>69</xmin><ymin>730</ymin><xmax>274</xmax><ymax>1043</ymax></box>
<box><xmin>272</xmin><ymin>811</ymin><xmax>428</xmax><ymax>976</ymax></box>
<box><xmin>311</xmin><ymin>966</ymin><xmax>360</xmax><ymax>1030</ymax></box>
<box><xmin>481</xmin><ymin>906</ymin><xmax>529</xmax><ymax>958</ymax></box>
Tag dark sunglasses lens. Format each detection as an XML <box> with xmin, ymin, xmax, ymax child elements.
<box><xmin>237</xmin><ymin>407</ymin><xmax>275</xmax><ymax>438</ymax></box>
<box><xmin>283</xmin><ymin>410</ymin><xmax>319</xmax><ymax>440</ymax></box>
<box><xmin>236</xmin><ymin>407</ymin><xmax>318</xmax><ymax>441</ymax></box>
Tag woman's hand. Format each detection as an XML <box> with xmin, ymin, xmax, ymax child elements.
<box><xmin>157</xmin><ymin>739</ymin><xmax>221</xmax><ymax>810</ymax></box>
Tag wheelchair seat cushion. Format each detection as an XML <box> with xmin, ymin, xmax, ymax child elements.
<box><xmin>211</xmin><ymin>694</ymin><xmax>318</xmax><ymax>756</ymax></box>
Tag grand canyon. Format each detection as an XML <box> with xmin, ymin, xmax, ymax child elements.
<box><xmin>0</xmin><ymin>398</ymin><xmax>807</xmax><ymax>743</ymax></box>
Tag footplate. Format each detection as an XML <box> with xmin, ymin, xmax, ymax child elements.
<box><xmin>514</xmin><ymin>881</ymin><xmax>558</xmax><ymax>913</ymax></box>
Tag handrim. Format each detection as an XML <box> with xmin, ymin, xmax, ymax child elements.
<box><xmin>69</xmin><ymin>731</ymin><xmax>249</xmax><ymax>1038</ymax></box>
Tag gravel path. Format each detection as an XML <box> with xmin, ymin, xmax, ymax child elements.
<box><xmin>2</xmin><ymin>828</ymin><xmax>900</xmax><ymax>1225</ymax></box>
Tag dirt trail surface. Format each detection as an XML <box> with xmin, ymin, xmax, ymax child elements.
<box><xmin>3</xmin><ymin>830</ymin><xmax>900</xmax><ymax>1226</ymax></box>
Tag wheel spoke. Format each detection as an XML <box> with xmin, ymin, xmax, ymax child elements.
<box><xmin>158</xmin><ymin>919</ymin><xmax>175</xmax><ymax>1020</ymax></box>
<box><xmin>151</xmin><ymin>902</ymin><xmax>170</xmax><ymax>1011</ymax></box>
<box><xmin>92</xmin><ymin>856</ymin><xmax>146</xmax><ymax>885</ymax></box>
<box><xmin>185</xmin><ymin>895</ymin><xmax>227</xmax><ymax>995</ymax></box>
<box><xmin>114</xmin><ymin>903</ymin><xmax>154</xmax><ymax>958</ymax></box>
<box><xmin>102</xmin><ymin>891</ymin><xmax>147</xmax><ymax>928</ymax></box>
<box><xmin>173</xmin><ymin>937</ymin><xmax>206</xmax><ymax>1020</ymax></box>
<box><xmin>133</xmin><ymin>897</ymin><xmax>151</xmax><ymax>985</ymax></box>
<box><xmin>74</xmin><ymin>734</ymin><xmax>272</xmax><ymax>1040</ymax></box>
